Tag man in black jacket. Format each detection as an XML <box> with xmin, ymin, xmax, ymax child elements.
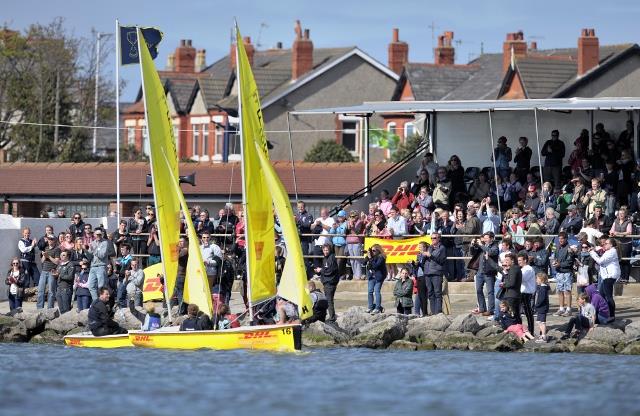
<box><xmin>501</xmin><ymin>253</ymin><xmax>522</xmax><ymax>324</ymax></box>
<box><xmin>471</xmin><ymin>231</ymin><xmax>499</xmax><ymax>317</ymax></box>
<box><xmin>314</xmin><ymin>244</ymin><xmax>339</xmax><ymax>321</ymax></box>
<box><xmin>179</xmin><ymin>304</ymin><xmax>213</xmax><ymax>331</ymax></box>
<box><xmin>425</xmin><ymin>233</ymin><xmax>447</xmax><ymax>315</ymax></box>
<box><xmin>88</xmin><ymin>287</ymin><xmax>127</xmax><ymax>336</ymax></box>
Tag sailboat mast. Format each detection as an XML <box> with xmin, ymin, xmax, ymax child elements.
<box><xmin>235</xmin><ymin>30</ymin><xmax>254</xmax><ymax>322</ymax></box>
<box><xmin>136</xmin><ymin>27</ymin><xmax>173</xmax><ymax>323</ymax></box>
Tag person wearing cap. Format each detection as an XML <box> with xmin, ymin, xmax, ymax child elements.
<box><xmin>56</xmin><ymin>207</ymin><xmax>66</xmax><ymax>218</ymax></box>
<box><xmin>541</xmin><ymin>129</ymin><xmax>565</xmax><ymax>188</ymax></box>
<box><xmin>345</xmin><ymin>210</ymin><xmax>365</xmax><ymax>280</ymax></box>
<box><xmin>581</xmin><ymin>178</ymin><xmax>607</xmax><ymax>219</ymax></box>
<box><xmin>491</xmin><ymin>136</ymin><xmax>512</xmax><ymax>180</ymax></box>
<box><xmin>523</xmin><ymin>184</ymin><xmax>541</xmax><ymax>215</ymax></box>
<box><xmin>87</xmin><ymin>228</ymin><xmax>110</xmax><ymax>301</ymax></box>
<box><xmin>559</xmin><ymin>204</ymin><xmax>583</xmax><ymax>237</ymax></box>
<box><xmin>470</xmin><ymin>231</ymin><xmax>499</xmax><ymax>317</ymax></box>
<box><xmin>329</xmin><ymin>210</ymin><xmax>349</xmax><ymax>279</ymax></box>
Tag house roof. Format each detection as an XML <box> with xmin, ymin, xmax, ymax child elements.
<box><xmin>0</xmin><ymin>162</ymin><xmax>388</xmax><ymax>199</ymax></box>
<box><xmin>124</xmin><ymin>71</ymin><xmax>199</xmax><ymax>115</ymax></box>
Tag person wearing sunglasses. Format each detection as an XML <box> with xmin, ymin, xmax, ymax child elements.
<box><xmin>68</xmin><ymin>213</ymin><xmax>85</xmax><ymax>239</ymax></box>
<box><xmin>6</xmin><ymin>257</ymin><xmax>26</xmax><ymax>311</ymax></box>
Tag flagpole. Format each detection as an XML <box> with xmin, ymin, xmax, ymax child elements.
<box><xmin>115</xmin><ymin>19</ymin><xmax>121</xmax><ymax>224</ymax></box>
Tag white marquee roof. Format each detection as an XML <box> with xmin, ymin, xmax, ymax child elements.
<box><xmin>289</xmin><ymin>97</ymin><xmax>640</xmax><ymax>116</ymax></box>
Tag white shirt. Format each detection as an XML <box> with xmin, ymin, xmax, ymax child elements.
<box><xmin>201</xmin><ymin>243</ymin><xmax>223</xmax><ymax>274</ymax></box>
<box><xmin>386</xmin><ymin>216</ymin><xmax>407</xmax><ymax>239</ymax></box>
<box><xmin>579</xmin><ymin>227</ymin><xmax>603</xmax><ymax>246</ymax></box>
<box><xmin>314</xmin><ymin>216</ymin><xmax>335</xmax><ymax>246</ymax></box>
<box><xmin>520</xmin><ymin>265</ymin><xmax>536</xmax><ymax>294</ymax></box>
<box><xmin>590</xmin><ymin>248</ymin><xmax>620</xmax><ymax>280</ymax></box>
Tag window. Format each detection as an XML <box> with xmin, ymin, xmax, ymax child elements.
<box><xmin>173</xmin><ymin>125</ymin><xmax>180</xmax><ymax>157</ymax></box>
<box><xmin>342</xmin><ymin>121</ymin><xmax>357</xmax><ymax>152</ymax></box>
<box><xmin>404</xmin><ymin>122</ymin><xmax>415</xmax><ymax>138</ymax></box>
<box><xmin>192</xmin><ymin>125</ymin><xmax>199</xmax><ymax>157</ymax></box>
<box><xmin>387</xmin><ymin>122</ymin><xmax>397</xmax><ymax>135</ymax></box>
<box><xmin>215</xmin><ymin>125</ymin><xmax>224</xmax><ymax>156</ymax></box>
<box><xmin>127</xmin><ymin>127</ymin><xmax>135</xmax><ymax>146</ymax></box>
<box><xmin>142</xmin><ymin>126</ymin><xmax>149</xmax><ymax>156</ymax></box>
<box><xmin>202</xmin><ymin>124</ymin><xmax>209</xmax><ymax>156</ymax></box>
<box><xmin>52</xmin><ymin>204</ymin><xmax>109</xmax><ymax>218</ymax></box>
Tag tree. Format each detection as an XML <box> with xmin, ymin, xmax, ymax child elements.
<box><xmin>390</xmin><ymin>134</ymin><xmax>426</xmax><ymax>163</ymax></box>
<box><xmin>304</xmin><ymin>140</ymin><xmax>355</xmax><ymax>162</ymax></box>
<box><xmin>0</xmin><ymin>18</ymin><xmax>116</xmax><ymax>162</ymax></box>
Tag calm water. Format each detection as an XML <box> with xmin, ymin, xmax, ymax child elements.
<box><xmin>1</xmin><ymin>343</ymin><xmax>639</xmax><ymax>416</ymax></box>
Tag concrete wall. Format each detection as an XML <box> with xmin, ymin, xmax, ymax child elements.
<box><xmin>264</xmin><ymin>55</ymin><xmax>397</xmax><ymax>161</ymax></box>
<box><xmin>0</xmin><ymin>215</ymin><xmax>117</xmax><ymax>301</ymax></box>
<box><xmin>435</xmin><ymin>110</ymin><xmax>630</xmax><ymax>169</ymax></box>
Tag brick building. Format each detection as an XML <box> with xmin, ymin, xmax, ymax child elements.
<box><xmin>123</xmin><ymin>21</ymin><xmax>399</xmax><ymax>163</ymax></box>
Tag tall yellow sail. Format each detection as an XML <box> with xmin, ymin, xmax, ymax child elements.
<box><xmin>138</xmin><ymin>29</ymin><xmax>180</xmax><ymax>301</ymax></box>
<box><xmin>236</xmin><ymin>28</ymin><xmax>276</xmax><ymax>303</ymax></box>
<box><xmin>254</xmin><ymin>147</ymin><xmax>313</xmax><ymax>319</ymax></box>
<box><xmin>163</xmin><ymin>156</ymin><xmax>213</xmax><ymax>317</ymax></box>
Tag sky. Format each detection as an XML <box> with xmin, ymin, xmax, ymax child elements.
<box><xmin>4</xmin><ymin>0</ymin><xmax>640</xmax><ymax>102</ymax></box>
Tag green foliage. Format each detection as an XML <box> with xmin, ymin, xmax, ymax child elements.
<box><xmin>304</xmin><ymin>139</ymin><xmax>355</xmax><ymax>163</ymax></box>
<box><xmin>390</xmin><ymin>134</ymin><xmax>426</xmax><ymax>163</ymax></box>
<box><xmin>369</xmin><ymin>128</ymin><xmax>400</xmax><ymax>152</ymax></box>
<box><xmin>1</xmin><ymin>18</ymin><xmax>116</xmax><ymax>162</ymax></box>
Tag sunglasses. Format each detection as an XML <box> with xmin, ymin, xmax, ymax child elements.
<box><xmin>12</xmin><ymin>262</ymin><xmax>19</xmax><ymax>265</ymax></box>
<box><xmin>73</xmin><ymin>216</ymin><xmax>81</xmax><ymax>220</ymax></box>
<box><xmin>202</xmin><ymin>237</ymin><xmax>210</xmax><ymax>240</ymax></box>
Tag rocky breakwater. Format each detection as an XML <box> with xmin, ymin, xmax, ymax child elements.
<box><xmin>302</xmin><ymin>306</ymin><xmax>640</xmax><ymax>355</ymax></box>
<box><xmin>0</xmin><ymin>307</ymin><xmax>146</xmax><ymax>344</ymax></box>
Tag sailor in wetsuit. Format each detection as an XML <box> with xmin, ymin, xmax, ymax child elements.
<box><xmin>179</xmin><ymin>304</ymin><xmax>213</xmax><ymax>331</ymax></box>
<box><xmin>88</xmin><ymin>287</ymin><xmax>127</xmax><ymax>336</ymax></box>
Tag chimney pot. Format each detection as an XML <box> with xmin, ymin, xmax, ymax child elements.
<box><xmin>387</xmin><ymin>28</ymin><xmax>409</xmax><ymax>75</ymax></box>
<box><xmin>503</xmin><ymin>30</ymin><xmax>527</xmax><ymax>73</ymax></box>
<box><xmin>276</xmin><ymin>41</ymin><xmax>282</xmax><ymax>49</ymax></box>
<box><xmin>530</xmin><ymin>41</ymin><xmax>537</xmax><ymax>50</ymax></box>
<box><xmin>175</xmin><ymin>39</ymin><xmax>196</xmax><ymax>73</ymax></box>
<box><xmin>578</xmin><ymin>28</ymin><xmax>599</xmax><ymax>76</ymax></box>
<box><xmin>435</xmin><ymin>30</ymin><xmax>455</xmax><ymax>65</ymax></box>
<box><xmin>292</xmin><ymin>22</ymin><xmax>314</xmax><ymax>79</ymax></box>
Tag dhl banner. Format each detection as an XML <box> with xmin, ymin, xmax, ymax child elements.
<box><xmin>142</xmin><ymin>263</ymin><xmax>164</xmax><ymax>302</ymax></box>
<box><xmin>364</xmin><ymin>236</ymin><xmax>432</xmax><ymax>264</ymax></box>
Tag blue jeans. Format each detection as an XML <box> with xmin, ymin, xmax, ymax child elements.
<box><xmin>37</xmin><ymin>271</ymin><xmax>57</xmax><ymax>309</ymax></box>
<box><xmin>77</xmin><ymin>295</ymin><xmax>92</xmax><ymax>311</ymax></box>
<box><xmin>8</xmin><ymin>293</ymin><xmax>22</xmax><ymax>311</ymax></box>
<box><xmin>494</xmin><ymin>278</ymin><xmax>502</xmax><ymax>317</ymax></box>
<box><xmin>368</xmin><ymin>279</ymin><xmax>382</xmax><ymax>311</ymax></box>
<box><xmin>475</xmin><ymin>273</ymin><xmax>495</xmax><ymax>313</ymax></box>
<box><xmin>117</xmin><ymin>280</ymin><xmax>128</xmax><ymax>308</ymax></box>
<box><xmin>427</xmin><ymin>274</ymin><xmax>443</xmax><ymax>314</ymax></box>
<box><xmin>346</xmin><ymin>243</ymin><xmax>363</xmax><ymax>279</ymax></box>
<box><xmin>20</xmin><ymin>260</ymin><xmax>40</xmax><ymax>288</ymax></box>
<box><xmin>88</xmin><ymin>265</ymin><xmax>107</xmax><ymax>301</ymax></box>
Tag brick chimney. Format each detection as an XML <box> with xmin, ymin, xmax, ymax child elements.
<box><xmin>578</xmin><ymin>28</ymin><xmax>599</xmax><ymax>76</ymax></box>
<box><xmin>195</xmin><ymin>49</ymin><xmax>206</xmax><ymax>72</ymax></box>
<box><xmin>166</xmin><ymin>53</ymin><xmax>175</xmax><ymax>71</ymax></box>
<box><xmin>434</xmin><ymin>31</ymin><xmax>455</xmax><ymax>65</ymax></box>
<box><xmin>502</xmin><ymin>31</ymin><xmax>527</xmax><ymax>72</ymax></box>
<box><xmin>388</xmin><ymin>28</ymin><xmax>409</xmax><ymax>75</ymax></box>
<box><xmin>292</xmin><ymin>20</ymin><xmax>313</xmax><ymax>80</ymax></box>
<box><xmin>174</xmin><ymin>39</ymin><xmax>196</xmax><ymax>73</ymax></box>
<box><xmin>243</xmin><ymin>37</ymin><xmax>255</xmax><ymax>67</ymax></box>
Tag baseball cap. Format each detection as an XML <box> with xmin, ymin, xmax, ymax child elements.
<box><xmin>337</xmin><ymin>210</ymin><xmax>347</xmax><ymax>218</ymax></box>
<box><xmin>567</xmin><ymin>204</ymin><xmax>577</xmax><ymax>211</ymax></box>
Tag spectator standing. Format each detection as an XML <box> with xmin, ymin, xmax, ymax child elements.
<box><xmin>128</xmin><ymin>208</ymin><xmax>148</xmax><ymax>256</ymax></box>
<box><xmin>112</xmin><ymin>220</ymin><xmax>132</xmax><ymax>252</ymax></box>
<box><xmin>294</xmin><ymin>201</ymin><xmax>314</xmax><ymax>259</ymax></box>
<box><xmin>514</xmin><ymin>136</ymin><xmax>532</xmax><ymax>179</ymax></box>
<box><xmin>552</xmin><ymin>232</ymin><xmax>576</xmax><ymax>317</ymax></box>
<box><xmin>417</xmin><ymin>153</ymin><xmax>439</xmax><ymax>186</ymax></box>
<box><xmin>126</xmin><ymin>259</ymin><xmax>145</xmax><ymax>307</ymax></box>
<box><xmin>413</xmin><ymin>186</ymin><xmax>433</xmax><ymax>217</ymax></box>
<box><xmin>589</xmin><ymin>238</ymin><xmax>619</xmax><ymax>320</ymax></box>
<box><xmin>425</xmin><ymin>233</ymin><xmax>447</xmax><ymax>315</ymax></box>
<box><xmin>610</xmin><ymin>207</ymin><xmax>632</xmax><ymax>283</ymax></box>
<box><xmin>447</xmin><ymin>155</ymin><xmax>466</xmax><ymax>200</ymax></box>
<box><xmin>534</xmin><ymin>272</ymin><xmax>551</xmax><ymax>343</ymax></box>
<box><xmin>17</xmin><ymin>227</ymin><xmax>39</xmax><ymax>288</ymax></box>
<box><xmin>54</xmin><ymin>251</ymin><xmax>75</xmax><ymax>314</ymax></box>
<box><xmin>364</xmin><ymin>244</ymin><xmax>387</xmax><ymax>314</ymax></box>
<box><xmin>414</xmin><ymin>241</ymin><xmax>429</xmax><ymax>316</ymax></box>
<box><xmin>500</xmin><ymin>252</ymin><xmax>522</xmax><ymax>324</ymax></box>
<box><xmin>314</xmin><ymin>244</ymin><xmax>339</xmax><ymax>322</ymax></box>
<box><xmin>393</xmin><ymin>267</ymin><xmax>414</xmax><ymax>315</ymax></box>
<box><xmin>581</xmin><ymin>178</ymin><xmax>607</xmax><ymax>219</ymax></box>
<box><xmin>310</xmin><ymin>208</ymin><xmax>335</xmax><ymax>270</ymax></box>
<box><xmin>329</xmin><ymin>210</ymin><xmax>348</xmax><ymax>280</ymax></box>
<box><xmin>5</xmin><ymin>258</ymin><xmax>26</xmax><ymax>311</ymax></box>
<box><xmin>378</xmin><ymin>190</ymin><xmax>393</xmax><ymax>216</ymax></box>
<box><xmin>391</xmin><ymin>181</ymin><xmax>415</xmax><ymax>211</ymax></box>
<box><xmin>471</xmin><ymin>231</ymin><xmax>499</xmax><ymax>317</ymax></box>
<box><xmin>432</xmin><ymin>167</ymin><xmax>452</xmax><ymax>209</ymax></box>
<box><xmin>37</xmin><ymin>236</ymin><xmax>60</xmax><ymax>309</ymax></box>
<box><xmin>492</xmin><ymin>136</ymin><xmax>512</xmax><ymax>180</ymax></box>
<box><xmin>345</xmin><ymin>210</ymin><xmax>365</xmax><ymax>280</ymax></box>
<box><xmin>411</xmin><ymin>169</ymin><xmax>431</xmax><ymax>196</ymax></box>
<box><xmin>146</xmin><ymin>224</ymin><xmax>161</xmax><ymax>266</ymax></box>
<box><xmin>87</xmin><ymin>229</ymin><xmax>110</xmax><ymax>302</ymax></box>
<box><xmin>68</xmin><ymin>213</ymin><xmax>85</xmax><ymax>239</ymax></box>
<box><xmin>518</xmin><ymin>252</ymin><xmax>536</xmax><ymax>334</ymax></box>
<box><xmin>477</xmin><ymin>197</ymin><xmax>501</xmax><ymax>234</ymax></box>
<box><xmin>201</xmin><ymin>232</ymin><xmax>223</xmax><ymax>290</ymax></box>
<box><xmin>81</xmin><ymin>224</ymin><xmax>95</xmax><ymax>249</ymax></box>
<box><xmin>540</xmin><ymin>129</ymin><xmax>565</xmax><ymax>188</ymax></box>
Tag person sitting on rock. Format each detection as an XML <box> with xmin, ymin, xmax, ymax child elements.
<box><xmin>88</xmin><ymin>287</ymin><xmax>128</xmax><ymax>336</ymax></box>
<box><xmin>562</xmin><ymin>292</ymin><xmax>596</xmax><ymax>339</ymax></box>
<box><xmin>179</xmin><ymin>304</ymin><xmax>213</xmax><ymax>331</ymax></box>
<box><xmin>496</xmin><ymin>300</ymin><xmax>535</xmax><ymax>342</ymax></box>
<box><xmin>128</xmin><ymin>299</ymin><xmax>162</xmax><ymax>331</ymax></box>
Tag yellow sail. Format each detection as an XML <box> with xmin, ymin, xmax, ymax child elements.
<box><xmin>236</xmin><ymin>27</ymin><xmax>276</xmax><ymax>303</ymax></box>
<box><xmin>138</xmin><ymin>29</ymin><xmax>180</xmax><ymax>301</ymax></box>
<box><xmin>254</xmin><ymin>147</ymin><xmax>313</xmax><ymax>319</ymax></box>
<box><xmin>167</xmin><ymin>167</ymin><xmax>213</xmax><ymax>317</ymax></box>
